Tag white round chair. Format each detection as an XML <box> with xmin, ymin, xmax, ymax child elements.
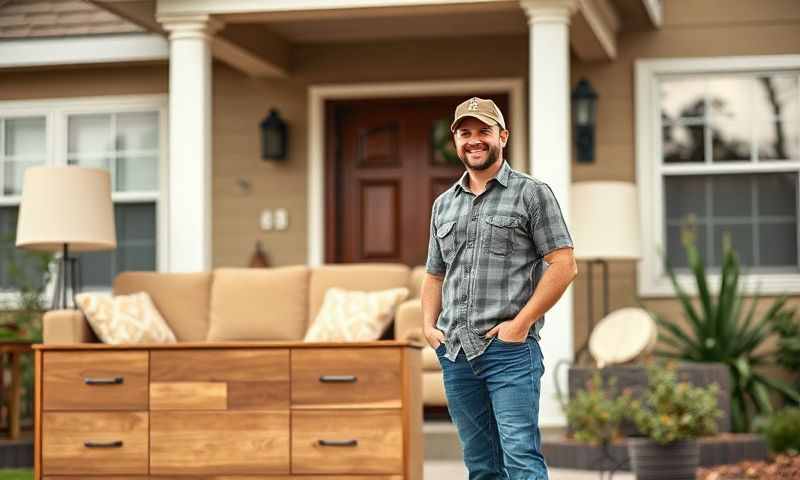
<box><xmin>588</xmin><ymin>307</ymin><xmax>658</xmax><ymax>368</ymax></box>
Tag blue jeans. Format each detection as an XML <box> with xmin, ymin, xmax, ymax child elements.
<box><xmin>435</xmin><ymin>336</ymin><xmax>548</xmax><ymax>480</ymax></box>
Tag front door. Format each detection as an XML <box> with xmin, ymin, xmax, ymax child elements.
<box><xmin>325</xmin><ymin>95</ymin><xmax>510</xmax><ymax>266</ymax></box>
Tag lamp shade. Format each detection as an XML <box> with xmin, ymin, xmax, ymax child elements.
<box><xmin>16</xmin><ymin>166</ymin><xmax>116</xmax><ymax>252</ymax></box>
<box><xmin>570</xmin><ymin>181</ymin><xmax>640</xmax><ymax>260</ymax></box>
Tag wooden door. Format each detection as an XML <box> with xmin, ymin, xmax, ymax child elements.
<box><xmin>325</xmin><ymin>95</ymin><xmax>510</xmax><ymax>265</ymax></box>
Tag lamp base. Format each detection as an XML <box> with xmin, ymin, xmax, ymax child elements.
<box><xmin>51</xmin><ymin>244</ymin><xmax>81</xmax><ymax>310</ymax></box>
<box><xmin>574</xmin><ymin>258</ymin><xmax>610</xmax><ymax>365</ymax></box>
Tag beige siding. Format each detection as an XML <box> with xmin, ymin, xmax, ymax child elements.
<box><xmin>571</xmin><ymin>0</ymin><xmax>800</xmax><ymax>352</ymax></box>
<box><xmin>212</xmin><ymin>66</ymin><xmax>310</xmax><ymax>267</ymax></box>
<box><xmin>0</xmin><ymin>64</ymin><xmax>167</xmax><ymax>99</ymax></box>
<box><xmin>2</xmin><ymin>0</ymin><xmax>799</xmax><ymax>354</ymax></box>
<box><xmin>0</xmin><ymin>0</ymin><xmax>143</xmax><ymax>38</ymax></box>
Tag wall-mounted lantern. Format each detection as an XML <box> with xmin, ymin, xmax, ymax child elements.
<box><xmin>571</xmin><ymin>78</ymin><xmax>597</xmax><ymax>163</ymax></box>
<box><xmin>260</xmin><ymin>109</ymin><xmax>288</xmax><ymax>161</ymax></box>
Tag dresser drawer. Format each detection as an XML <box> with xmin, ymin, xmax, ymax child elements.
<box><xmin>292</xmin><ymin>410</ymin><xmax>403</xmax><ymax>475</ymax></box>
<box><xmin>43</xmin><ymin>351</ymin><xmax>148</xmax><ymax>410</ymax></box>
<box><xmin>42</xmin><ymin>412</ymin><xmax>148</xmax><ymax>475</ymax></box>
<box><xmin>150</xmin><ymin>349</ymin><xmax>290</xmax><ymax>410</ymax></box>
<box><xmin>150</xmin><ymin>410</ymin><xmax>290</xmax><ymax>475</ymax></box>
<box><xmin>291</xmin><ymin>348</ymin><xmax>402</xmax><ymax>408</ymax></box>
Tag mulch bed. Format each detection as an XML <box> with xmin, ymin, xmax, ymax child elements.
<box><xmin>697</xmin><ymin>453</ymin><xmax>800</xmax><ymax>479</ymax></box>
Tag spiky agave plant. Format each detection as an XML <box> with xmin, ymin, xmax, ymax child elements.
<box><xmin>642</xmin><ymin>222</ymin><xmax>800</xmax><ymax>432</ymax></box>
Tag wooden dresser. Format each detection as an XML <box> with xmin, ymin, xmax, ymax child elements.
<box><xmin>34</xmin><ymin>341</ymin><xmax>423</xmax><ymax>480</ymax></box>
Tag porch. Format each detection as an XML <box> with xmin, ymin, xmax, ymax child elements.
<box><xmin>85</xmin><ymin>0</ymin><xmax>654</xmax><ymax>427</ymax></box>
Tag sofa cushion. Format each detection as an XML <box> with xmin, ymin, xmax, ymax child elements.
<box><xmin>394</xmin><ymin>298</ymin><xmax>423</xmax><ymax>343</ymax></box>
<box><xmin>423</xmin><ymin>371</ymin><xmax>448</xmax><ymax>406</ymax></box>
<box><xmin>207</xmin><ymin>266</ymin><xmax>310</xmax><ymax>341</ymax></box>
<box><xmin>421</xmin><ymin>344</ymin><xmax>442</xmax><ymax>371</ymax></box>
<box><xmin>409</xmin><ymin>265</ymin><xmax>426</xmax><ymax>299</ymax></box>
<box><xmin>75</xmin><ymin>292</ymin><xmax>177</xmax><ymax>345</ymax></box>
<box><xmin>304</xmin><ymin>287</ymin><xmax>409</xmax><ymax>342</ymax></box>
<box><xmin>43</xmin><ymin>309</ymin><xmax>98</xmax><ymax>344</ymax></box>
<box><xmin>114</xmin><ymin>271</ymin><xmax>212</xmax><ymax>342</ymax></box>
<box><xmin>308</xmin><ymin>263</ymin><xmax>411</xmax><ymax>328</ymax></box>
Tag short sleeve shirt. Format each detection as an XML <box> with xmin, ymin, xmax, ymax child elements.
<box><xmin>426</xmin><ymin>160</ymin><xmax>574</xmax><ymax>362</ymax></box>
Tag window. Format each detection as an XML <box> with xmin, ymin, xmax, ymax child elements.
<box><xmin>0</xmin><ymin>96</ymin><xmax>167</xmax><ymax>295</ymax></box>
<box><xmin>67</xmin><ymin>111</ymin><xmax>160</xmax><ymax>289</ymax></box>
<box><xmin>0</xmin><ymin>116</ymin><xmax>48</xmax><ymax>292</ymax></box>
<box><xmin>636</xmin><ymin>56</ymin><xmax>800</xmax><ymax>296</ymax></box>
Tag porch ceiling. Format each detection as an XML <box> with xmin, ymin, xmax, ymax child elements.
<box><xmin>85</xmin><ymin>0</ymin><xmax>663</xmax><ymax>76</ymax></box>
<box><xmin>219</xmin><ymin>1</ymin><xmax>527</xmax><ymax>43</ymax></box>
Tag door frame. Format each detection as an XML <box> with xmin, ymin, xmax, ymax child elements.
<box><xmin>307</xmin><ymin>78</ymin><xmax>526</xmax><ymax>266</ymax></box>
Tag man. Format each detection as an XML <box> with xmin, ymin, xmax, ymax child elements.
<box><xmin>422</xmin><ymin>97</ymin><xmax>578</xmax><ymax>480</ymax></box>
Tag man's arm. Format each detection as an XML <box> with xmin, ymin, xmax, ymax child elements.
<box><xmin>486</xmin><ymin>183</ymin><xmax>578</xmax><ymax>342</ymax></box>
<box><xmin>514</xmin><ymin>247</ymin><xmax>577</xmax><ymax>328</ymax></box>
<box><xmin>421</xmin><ymin>272</ymin><xmax>445</xmax><ymax>348</ymax></box>
<box><xmin>517</xmin><ymin>181</ymin><xmax>577</xmax><ymax>327</ymax></box>
<box><xmin>485</xmin><ymin>247</ymin><xmax>577</xmax><ymax>341</ymax></box>
<box><xmin>422</xmin><ymin>198</ymin><xmax>447</xmax><ymax>348</ymax></box>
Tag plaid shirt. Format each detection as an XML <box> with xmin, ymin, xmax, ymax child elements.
<box><xmin>426</xmin><ymin>160</ymin><xmax>574</xmax><ymax>361</ymax></box>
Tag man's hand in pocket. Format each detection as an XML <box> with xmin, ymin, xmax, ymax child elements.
<box><xmin>424</xmin><ymin>325</ymin><xmax>446</xmax><ymax>349</ymax></box>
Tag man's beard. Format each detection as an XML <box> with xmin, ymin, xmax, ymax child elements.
<box><xmin>458</xmin><ymin>143</ymin><xmax>502</xmax><ymax>171</ymax></box>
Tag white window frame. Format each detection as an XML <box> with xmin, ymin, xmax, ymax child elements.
<box><xmin>636</xmin><ymin>54</ymin><xmax>800</xmax><ymax>297</ymax></box>
<box><xmin>0</xmin><ymin>95</ymin><xmax>169</xmax><ymax>306</ymax></box>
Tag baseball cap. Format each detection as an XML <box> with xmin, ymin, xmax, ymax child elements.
<box><xmin>450</xmin><ymin>97</ymin><xmax>506</xmax><ymax>132</ymax></box>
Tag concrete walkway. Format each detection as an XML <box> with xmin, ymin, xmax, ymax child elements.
<box><xmin>423</xmin><ymin>422</ymin><xmax>634</xmax><ymax>480</ymax></box>
<box><xmin>425</xmin><ymin>460</ymin><xmax>635</xmax><ymax>479</ymax></box>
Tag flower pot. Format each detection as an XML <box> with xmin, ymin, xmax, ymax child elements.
<box><xmin>627</xmin><ymin>437</ymin><xmax>699</xmax><ymax>480</ymax></box>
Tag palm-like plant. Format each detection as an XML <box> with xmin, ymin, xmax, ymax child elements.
<box><xmin>641</xmin><ymin>224</ymin><xmax>800</xmax><ymax>432</ymax></box>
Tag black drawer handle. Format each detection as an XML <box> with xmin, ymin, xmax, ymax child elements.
<box><xmin>319</xmin><ymin>375</ymin><xmax>357</xmax><ymax>383</ymax></box>
<box><xmin>84</xmin><ymin>440</ymin><xmax>124</xmax><ymax>448</ymax></box>
<box><xmin>318</xmin><ymin>439</ymin><xmax>358</xmax><ymax>447</ymax></box>
<box><xmin>84</xmin><ymin>376</ymin><xmax>124</xmax><ymax>385</ymax></box>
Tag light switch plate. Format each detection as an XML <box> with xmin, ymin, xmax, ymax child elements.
<box><xmin>275</xmin><ymin>208</ymin><xmax>288</xmax><ymax>230</ymax></box>
<box><xmin>260</xmin><ymin>209</ymin><xmax>273</xmax><ymax>231</ymax></box>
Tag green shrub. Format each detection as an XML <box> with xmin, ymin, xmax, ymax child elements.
<box><xmin>628</xmin><ymin>361</ymin><xmax>722</xmax><ymax>445</ymax></box>
<box><xmin>564</xmin><ymin>371</ymin><xmax>633</xmax><ymax>445</ymax></box>
<box><xmin>770</xmin><ymin>314</ymin><xmax>800</xmax><ymax>392</ymax></box>
<box><xmin>757</xmin><ymin>407</ymin><xmax>800</xmax><ymax>454</ymax></box>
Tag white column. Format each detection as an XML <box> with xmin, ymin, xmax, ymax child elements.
<box><xmin>521</xmin><ymin>0</ymin><xmax>577</xmax><ymax>428</ymax></box>
<box><xmin>159</xmin><ymin>15</ymin><xmax>221</xmax><ymax>273</ymax></box>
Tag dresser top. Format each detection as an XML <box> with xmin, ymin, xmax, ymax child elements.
<box><xmin>34</xmin><ymin>340</ymin><xmax>425</xmax><ymax>351</ymax></box>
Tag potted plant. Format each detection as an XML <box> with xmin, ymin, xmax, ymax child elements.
<box><xmin>565</xmin><ymin>371</ymin><xmax>633</xmax><ymax>446</ymax></box>
<box><xmin>626</xmin><ymin>361</ymin><xmax>722</xmax><ymax>480</ymax></box>
<box><xmin>565</xmin><ymin>372</ymin><xmax>633</xmax><ymax>474</ymax></box>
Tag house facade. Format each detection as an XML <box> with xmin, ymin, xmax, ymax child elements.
<box><xmin>1</xmin><ymin>0</ymin><xmax>799</xmax><ymax>426</ymax></box>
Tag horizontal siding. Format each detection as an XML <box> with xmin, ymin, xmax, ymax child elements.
<box><xmin>0</xmin><ymin>0</ymin><xmax>142</xmax><ymax>38</ymax></box>
<box><xmin>663</xmin><ymin>0</ymin><xmax>800</xmax><ymax>27</ymax></box>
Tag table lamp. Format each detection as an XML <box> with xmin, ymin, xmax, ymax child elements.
<box><xmin>15</xmin><ymin>166</ymin><xmax>116</xmax><ymax>310</ymax></box>
<box><xmin>570</xmin><ymin>181</ymin><xmax>641</xmax><ymax>364</ymax></box>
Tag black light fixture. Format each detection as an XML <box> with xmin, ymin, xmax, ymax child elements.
<box><xmin>571</xmin><ymin>78</ymin><xmax>598</xmax><ymax>163</ymax></box>
<box><xmin>260</xmin><ymin>109</ymin><xmax>288</xmax><ymax>161</ymax></box>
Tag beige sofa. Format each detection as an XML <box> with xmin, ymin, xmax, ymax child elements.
<box><xmin>42</xmin><ymin>262</ymin><xmax>447</xmax><ymax>407</ymax></box>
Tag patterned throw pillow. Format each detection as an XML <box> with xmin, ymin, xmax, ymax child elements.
<box><xmin>75</xmin><ymin>291</ymin><xmax>177</xmax><ymax>344</ymax></box>
<box><xmin>304</xmin><ymin>287</ymin><xmax>410</xmax><ymax>342</ymax></box>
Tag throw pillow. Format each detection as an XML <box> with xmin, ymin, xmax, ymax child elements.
<box><xmin>75</xmin><ymin>291</ymin><xmax>177</xmax><ymax>344</ymax></box>
<box><xmin>304</xmin><ymin>287</ymin><xmax>409</xmax><ymax>342</ymax></box>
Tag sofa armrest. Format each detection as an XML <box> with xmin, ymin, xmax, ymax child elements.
<box><xmin>43</xmin><ymin>309</ymin><xmax>98</xmax><ymax>344</ymax></box>
<box><xmin>395</xmin><ymin>298</ymin><xmax>424</xmax><ymax>343</ymax></box>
